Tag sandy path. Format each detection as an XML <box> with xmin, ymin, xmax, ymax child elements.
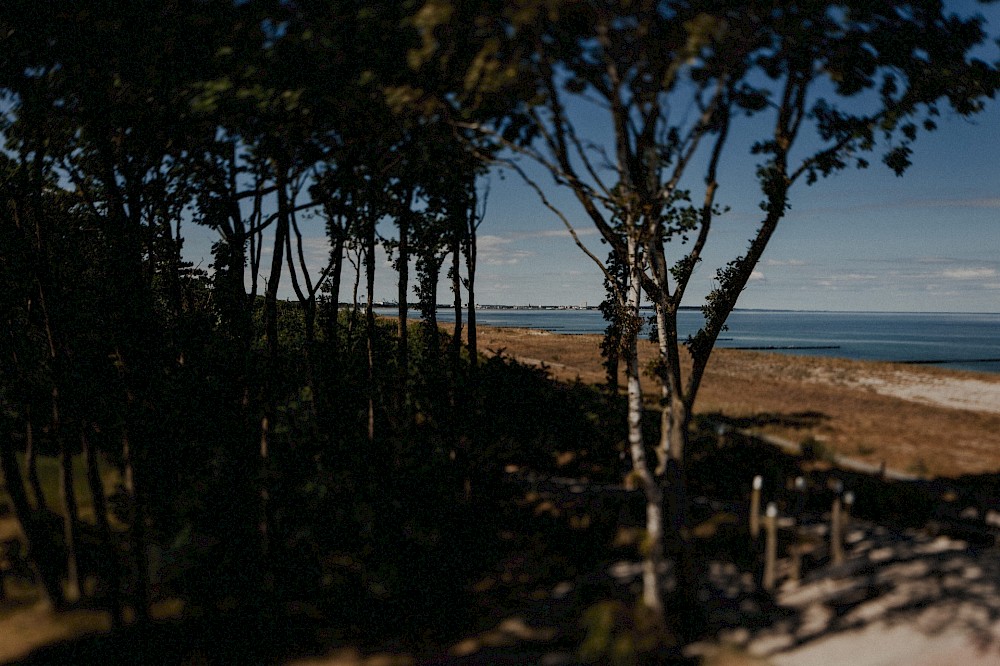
<box><xmin>738</xmin><ymin>525</ymin><xmax>1000</xmax><ymax>666</ymax></box>
<box><xmin>837</xmin><ymin>371</ymin><xmax>1000</xmax><ymax>415</ymax></box>
<box><xmin>477</xmin><ymin>325</ymin><xmax>1000</xmax><ymax>664</ymax></box>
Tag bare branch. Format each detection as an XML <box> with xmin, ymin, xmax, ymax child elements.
<box><xmin>564</xmin><ymin>110</ymin><xmax>614</xmax><ymax>200</ymax></box>
<box><xmin>247</xmin><ymin>199</ymin><xmax>320</xmax><ymax>236</ymax></box>
<box><xmin>492</xmin><ymin>154</ymin><xmax>621</xmax><ymax>302</ymax></box>
<box><xmin>455</xmin><ymin>120</ymin><xmax>613</xmax><ymax>208</ymax></box>
<box><xmin>60</xmin><ymin>159</ymin><xmax>103</xmax><ymax>221</ymax></box>
<box><xmin>656</xmin><ymin>76</ymin><xmax>727</xmax><ymax>207</ymax></box>
<box><xmin>285</xmin><ymin>214</ymin><xmax>308</xmax><ymax>305</ymax></box>
<box><xmin>671</xmin><ymin>100</ymin><xmax>732</xmax><ymax>307</ymax></box>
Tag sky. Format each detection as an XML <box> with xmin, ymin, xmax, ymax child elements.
<box><xmin>184</xmin><ymin>1</ymin><xmax>1000</xmax><ymax>314</ymax></box>
<box><xmin>467</xmin><ymin>99</ymin><xmax>1000</xmax><ymax>312</ymax></box>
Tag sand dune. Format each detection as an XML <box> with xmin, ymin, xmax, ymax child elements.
<box><xmin>473</xmin><ymin>325</ymin><xmax>1000</xmax><ymax>478</ymax></box>
<box><xmin>835</xmin><ymin>371</ymin><xmax>1000</xmax><ymax>415</ymax></box>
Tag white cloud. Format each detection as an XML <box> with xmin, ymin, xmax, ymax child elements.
<box><xmin>919</xmin><ymin>197</ymin><xmax>1000</xmax><ymax>209</ymax></box>
<box><xmin>526</xmin><ymin>227</ymin><xmax>600</xmax><ymax>239</ymax></box>
<box><xmin>811</xmin><ymin>272</ymin><xmax>879</xmax><ymax>291</ymax></box>
<box><xmin>749</xmin><ymin>270</ymin><xmax>765</xmax><ymax>281</ymax></box>
<box><xmin>817</xmin><ymin>273</ymin><xmax>878</xmax><ymax>283</ymax></box>
<box><xmin>764</xmin><ymin>258</ymin><xmax>806</xmax><ymax>267</ymax></box>
<box><xmin>477</xmin><ymin>234</ymin><xmax>534</xmax><ymax>265</ymax></box>
<box><xmin>939</xmin><ymin>267</ymin><xmax>998</xmax><ymax>280</ymax></box>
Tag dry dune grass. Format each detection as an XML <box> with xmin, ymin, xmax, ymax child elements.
<box><xmin>473</xmin><ymin>326</ymin><xmax>1000</xmax><ymax>478</ymax></box>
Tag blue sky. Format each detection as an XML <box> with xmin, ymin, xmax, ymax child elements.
<box><xmin>444</xmin><ymin>1</ymin><xmax>1000</xmax><ymax>312</ymax></box>
<box><xmin>467</xmin><ymin>97</ymin><xmax>1000</xmax><ymax>312</ymax></box>
<box><xmin>183</xmin><ymin>1</ymin><xmax>1000</xmax><ymax>313</ymax></box>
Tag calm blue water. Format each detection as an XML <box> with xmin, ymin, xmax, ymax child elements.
<box><xmin>376</xmin><ymin>308</ymin><xmax>1000</xmax><ymax>374</ymax></box>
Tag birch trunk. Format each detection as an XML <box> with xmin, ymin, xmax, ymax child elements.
<box><xmin>465</xmin><ymin>238</ymin><xmax>477</xmax><ymax>368</ymax></box>
<box><xmin>623</xmin><ymin>235</ymin><xmax>665</xmax><ymax>618</ymax></box>
<box><xmin>451</xmin><ymin>237</ymin><xmax>463</xmax><ymax>371</ymax></box>
<box><xmin>654</xmin><ymin>305</ymin><xmax>671</xmax><ymax>476</ymax></box>
<box><xmin>328</xmin><ymin>234</ymin><xmax>345</xmax><ymax>352</ymax></box>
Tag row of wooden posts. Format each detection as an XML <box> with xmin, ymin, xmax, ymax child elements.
<box><xmin>750</xmin><ymin>474</ymin><xmax>855</xmax><ymax>591</ymax></box>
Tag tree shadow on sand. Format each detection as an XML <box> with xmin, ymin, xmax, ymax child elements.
<box><xmin>683</xmin><ymin>424</ymin><xmax>1000</xmax><ymax>663</ymax></box>
<box><xmin>704</xmin><ymin>410</ymin><xmax>829</xmax><ymax>432</ymax></box>
<box><xmin>8</xmin><ymin>379</ymin><xmax>1000</xmax><ymax>665</ymax></box>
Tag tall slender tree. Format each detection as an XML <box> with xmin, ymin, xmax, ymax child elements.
<box><xmin>412</xmin><ymin>0</ymin><xmax>998</xmax><ymax>621</ymax></box>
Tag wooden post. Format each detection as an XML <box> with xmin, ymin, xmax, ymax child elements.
<box><xmin>843</xmin><ymin>490</ymin><xmax>854</xmax><ymax>548</ymax></box>
<box><xmin>793</xmin><ymin>476</ymin><xmax>806</xmax><ymax>518</ymax></box>
<box><xmin>830</xmin><ymin>481</ymin><xmax>844</xmax><ymax>566</ymax></box>
<box><xmin>750</xmin><ymin>475</ymin><xmax>763</xmax><ymax>539</ymax></box>
<box><xmin>763</xmin><ymin>502</ymin><xmax>778</xmax><ymax>591</ymax></box>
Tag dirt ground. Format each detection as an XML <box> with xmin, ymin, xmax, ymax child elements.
<box><xmin>473</xmin><ymin>325</ymin><xmax>1000</xmax><ymax>478</ymax></box>
<box><xmin>3</xmin><ymin>323</ymin><xmax>1000</xmax><ymax>664</ymax></box>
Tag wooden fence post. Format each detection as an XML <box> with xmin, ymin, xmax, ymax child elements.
<box><xmin>750</xmin><ymin>475</ymin><xmax>763</xmax><ymax>539</ymax></box>
<box><xmin>842</xmin><ymin>490</ymin><xmax>854</xmax><ymax>549</ymax></box>
<box><xmin>830</xmin><ymin>481</ymin><xmax>844</xmax><ymax>566</ymax></box>
<box><xmin>793</xmin><ymin>475</ymin><xmax>806</xmax><ymax>518</ymax></box>
<box><xmin>763</xmin><ymin>502</ymin><xmax>778</xmax><ymax>591</ymax></box>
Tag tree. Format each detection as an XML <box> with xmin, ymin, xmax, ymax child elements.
<box><xmin>462</xmin><ymin>179</ymin><xmax>488</xmax><ymax>368</ymax></box>
<box><xmin>413</xmin><ymin>0</ymin><xmax>998</xmax><ymax>623</ymax></box>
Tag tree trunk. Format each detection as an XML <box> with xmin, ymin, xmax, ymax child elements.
<box><xmin>623</xmin><ymin>235</ymin><xmax>665</xmax><ymax>619</ymax></box>
<box><xmin>465</xmin><ymin>239</ymin><xmax>477</xmax><ymax>368</ymax></box>
<box><xmin>25</xmin><ymin>409</ymin><xmax>46</xmax><ymax>511</ymax></box>
<box><xmin>349</xmin><ymin>246</ymin><xmax>362</xmax><ymax>339</ymax></box>
<box><xmin>0</xmin><ymin>425</ymin><xmax>64</xmax><ymax>608</ymax></box>
<box><xmin>427</xmin><ymin>266</ymin><xmax>441</xmax><ymax>355</ymax></box>
<box><xmin>264</xmin><ymin>213</ymin><xmax>288</xmax><ymax>366</ymax></box>
<box><xmin>258</xmin><ymin>416</ymin><xmax>271</xmax><ymax>567</ymax></box>
<box><xmin>265</xmin><ymin>172</ymin><xmax>290</xmax><ymax>367</ymax></box>
<box><xmin>654</xmin><ymin>305</ymin><xmax>672</xmax><ymax>476</ymax></box>
<box><xmin>122</xmin><ymin>431</ymin><xmax>150</xmax><ymax>624</ymax></box>
<box><xmin>450</xmin><ymin>236</ymin><xmax>463</xmax><ymax>371</ymax></box>
<box><xmin>225</xmin><ymin>198</ymin><xmax>251</xmax><ymax>348</ymax></box>
<box><xmin>81</xmin><ymin>429</ymin><xmax>124</xmax><ymax>628</ymax></box>
<box><xmin>397</xmin><ymin>209</ymin><xmax>410</xmax><ymax>401</ymax></box>
<box><xmin>654</xmin><ymin>304</ymin><xmax>702</xmax><ymax>639</ymax></box>
<box><xmin>365</xmin><ymin>210</ymin><xmax>377</xmax><ymax>443</ymax></box>
<box><xmin>327</xmin><ymin>234</ymin><xmax>345</xmax><ymax>352</ymax></box>
<box><xmin>53</xmin><ymin>389</ymin><xmax>82</xmax><ymax>604</ymax></box>
<box><xmin>303</xmin><ymin>300</ymin><xmax>316</xmax><ymax>356</ymax></box>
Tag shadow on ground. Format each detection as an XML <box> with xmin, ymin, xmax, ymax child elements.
<box><xmin>7</xmin><ymin>393</ymin><xmax>1000</xmax><ymax>665</ymax></box>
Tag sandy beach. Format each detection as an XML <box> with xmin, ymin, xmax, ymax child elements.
<box><xmin>474</xmin><ymin>324</ymin><xmax>1000</xmax><ymax>665</ymax></box>
<box><xmin>473</xmin><ymin>326</ymin><xmax>1000</xmax><ymax>478</ymax></box>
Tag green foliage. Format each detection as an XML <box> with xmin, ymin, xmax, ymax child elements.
<box><xmin>579</xmin><ymin>600</ymin><xmax>675</xmax><ymax>665</ymax></box>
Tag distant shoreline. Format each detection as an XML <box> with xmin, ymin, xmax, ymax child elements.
<box><xmin>378</xmin><ymin>307</ymin><xmax>1000</xmax><ymax>374</ymax></box>
<box><xmin>368</xmin><ymin>304</ymin><xmax>1000</xmax><ymax>316</ymax></box>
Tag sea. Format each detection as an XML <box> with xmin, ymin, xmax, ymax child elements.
<box><xmin>375</xmin><ymin>307</ymin><xmax>1000</xmax><ymax>374</ymax></box>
